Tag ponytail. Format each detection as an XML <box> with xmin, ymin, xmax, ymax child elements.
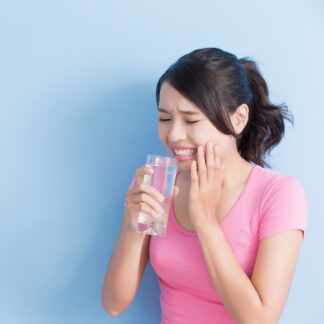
<box><xmin>237</xmin><ymin>58</ymin><xmax>294</xmax><ymax>168</ymax></box>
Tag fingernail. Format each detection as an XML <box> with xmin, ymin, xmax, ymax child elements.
<box><xmin>159</xmin><ymin>196</ymin><xmax>164</xmax><ymax>202</ymax></box>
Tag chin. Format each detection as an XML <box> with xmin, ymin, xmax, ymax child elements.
<box><xmin>175</xmin><ymin>158</ymin><xmax>196</xmax><ymax>174</ymax></box>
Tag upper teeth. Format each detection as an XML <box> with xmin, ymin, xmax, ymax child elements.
<box><xmin>174</xmin><ymin>148</ymin><xmax>197</xmax><ymax>156</ymax></box>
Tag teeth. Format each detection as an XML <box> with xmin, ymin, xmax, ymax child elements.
<box><xmin>174</xmin><ymin>148</ymin><xmax>197</xmax><ymax>156</ymax></box>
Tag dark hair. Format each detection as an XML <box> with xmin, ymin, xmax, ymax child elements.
<box><xmin>155</xmin><ymin>47</ymin><xmax>294</xmax><ymax>168</ymax></box>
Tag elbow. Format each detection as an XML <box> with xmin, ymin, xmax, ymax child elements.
<box><xmin>101</xmin><ymin>292</ymin><xmax>132</xmax><ymax>317</ymax></box>
<box><xmin>101</xmin><ymin>297</ymin><xmax>121</xmax><ymax>317</ymax></box>
<box><xmin>251</xmin><ymin>319</ymin><xmax>277</xmax><ymax>324</ymax></box>
<box><xmin>106</xmin><ymin>308</ymin><xmax>120</xmax><ymax>318</ymax></box>
<box><xmin>239</xmin><ymin>318</ymin><xmax>276</xmax><ymax>324</ymax></box>
<box><xmin>101</xmin><ymin>283</ymin><xmax>135</xmax><ymax>317</ymax></box>
<box><xmin>104</xmin><ymin>307</ymin><xmax>119</xmax><ymax>317</ymax></box>
<box><xmin>246</xmin><ymin>313</ymin><xmax>278</xmax><ymax>324</ymax></box>
<box><xmin>101</xmin><ymin>288</ymin><xmax>121</xmax><ymax>317</ymax></box>
<box><xmin>238</xmin><ymin>308</ymin><xmax>278</xmax><ymax>324</ymax></box>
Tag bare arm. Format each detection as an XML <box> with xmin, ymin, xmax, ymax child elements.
<box><xmin>197</xmin><ymin>222</ymin><xmax>303</xmax><ymax>324</ymax></box>
<box><xmin>101</xmin><ymin>164</ymin><xmax>178</xmax><ymax>317</ymax></box>
<box><xmin>189</xmin><ymin>139</ymin><xmax>307</xmax><ymax>323</ymax></box>
<box><xmin>101</xmin><ymin>212</ymin><xmax>151</xmax><ymax>316</ymax></box>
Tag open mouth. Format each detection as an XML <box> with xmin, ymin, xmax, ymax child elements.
<box><xmin>172</xmin><ymin>148</ymin><xmax>197</xmax><ymax>157</ymax></box>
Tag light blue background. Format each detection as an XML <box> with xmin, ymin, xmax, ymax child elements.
<box><xmin>1</xmin><ymin>0</ymin><xmax>323</xmax><ymax>323</ymax></box>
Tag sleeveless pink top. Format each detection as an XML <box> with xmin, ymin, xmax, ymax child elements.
<box><xmin>128</xmin><ymin>164</ymin><xmax>308</xmax><ymax>323</ymax></box>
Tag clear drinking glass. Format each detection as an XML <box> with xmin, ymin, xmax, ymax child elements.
<box><xmin>136</xmin><ymin>154</ymin><xmax>178</xmax><ymax>236</ymax></box>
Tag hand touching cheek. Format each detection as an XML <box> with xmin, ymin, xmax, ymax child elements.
<box><xmin>188</xmin><ymin>141</ymin><xmax>225</xmax><ymax>230</ymax></box>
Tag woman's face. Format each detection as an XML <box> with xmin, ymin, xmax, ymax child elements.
<box><xmin>158</xmin><ymin>81</ymin><xmax>238</xmax><ymax>174</ymax></box>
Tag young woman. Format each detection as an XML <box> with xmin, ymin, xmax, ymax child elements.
<box><xmin>101</xmin><ymin>47</ymin><xmax>308</xmax><ymax>323</ymax></box>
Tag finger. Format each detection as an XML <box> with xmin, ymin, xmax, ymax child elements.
<box><xmin>191</xmin><ymin>160</ymin><xmax>199</xmax><ymax>190</ymax></box>
<box><xmin>136</xmin><ymin>182</ymin><xmax>165</xmax><ymax>203</ymax></box>
<box><xmin>197</xmin><ymin>145</ymin><xmax>207</xmax><ymax>186</ymax></box>
<box><xmin>134</xmin><ymin>191</ymin><xmax>164</xmax><ymax>215</ymax></box>
<box><xmin>138</xmin><ymin>202</ymin><xmax>163</xmax><ymax>219</ymax></box>
<box><xmin>135</xmin><ymin>165</ymin><xmax>154</xmax><ymax>185</ymax></box>
<box><xmin>214</xmin><ymin>145</ymin><xmax>224</xmax><ymax>182</ymax></box>
<box><xmin>206</xmin><ymin>141</ymin><xmax>215</xmax><ymax>181</ymax></box>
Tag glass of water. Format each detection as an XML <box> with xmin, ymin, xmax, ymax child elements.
<box><xmin>136</xmin><ymin>154</ymin><xmax>178</xmax><ymax>236</ymax></box>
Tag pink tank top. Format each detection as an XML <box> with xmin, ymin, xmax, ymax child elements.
<box><xmin>145</xmin><ymin>164</ymin><xmax>308</xmax><ymax>323</ymax></box>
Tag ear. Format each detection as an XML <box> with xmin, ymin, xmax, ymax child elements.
<box><xmin>230</xmin><ymin>104</ymin><xmax>249</xmax><ymax>135</ymax></box>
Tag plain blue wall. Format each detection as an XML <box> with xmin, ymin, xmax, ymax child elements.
<box><xmin>1</xmin><ymin>0</ymin><xmax>323</xmax><ymax>323</ymax></box>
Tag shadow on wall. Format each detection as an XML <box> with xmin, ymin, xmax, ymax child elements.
<box><xmin>35</xmin><ymin>80</ymin><xmax>163</xmax><ymax>323</ymax></box>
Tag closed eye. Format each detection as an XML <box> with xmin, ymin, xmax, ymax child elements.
<box><xmin>158</xmin><ymin>118</ymin><xmax>199</xmax><ymax>125</ymax></box>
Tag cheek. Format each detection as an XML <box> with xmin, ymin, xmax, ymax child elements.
<box><xmin>195</xmin><ymin>131</ymin><xmax>229</xmax><ymax>159</ymax></box>
<box><xmin>158</xmin><ymin>125</ymin><xmax>167</xmax><ymax>141</ymax></box>
<box><xmin>190</xmin><ymin>127</ymin><xmax>207</xmax><ymax>142</ymax></box>
<box><xmin>191</xmin><ymin>126</ymin><xmax>216</xmax><ymax>145</ymax></box>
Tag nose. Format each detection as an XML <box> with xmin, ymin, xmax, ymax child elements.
<box><xmin>167</xmin><ymin>121</ymin><xmax>187</xmax><ymax>142</ymax></box>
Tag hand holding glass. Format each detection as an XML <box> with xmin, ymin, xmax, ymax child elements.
<box><xmin>137</xmin><ymin>155</ymin><xmax>178</xmax><ymax>236</ymax></box>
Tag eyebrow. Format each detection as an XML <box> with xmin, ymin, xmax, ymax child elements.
<box><xmin>158</xmin><ymin>107</ymin><xmax>201</xmax><ymax>115</ymax></box>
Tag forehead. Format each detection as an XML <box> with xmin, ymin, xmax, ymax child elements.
<box><xmin>158</xmin><ymin>82</ymin><xmax>202</xmax><ymax>115</ymax></box>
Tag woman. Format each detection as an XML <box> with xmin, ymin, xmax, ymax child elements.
<box><xmin>101</xmin><ymin>47</ymin><xmax>308</xmax><ymax>323</ymax></box>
